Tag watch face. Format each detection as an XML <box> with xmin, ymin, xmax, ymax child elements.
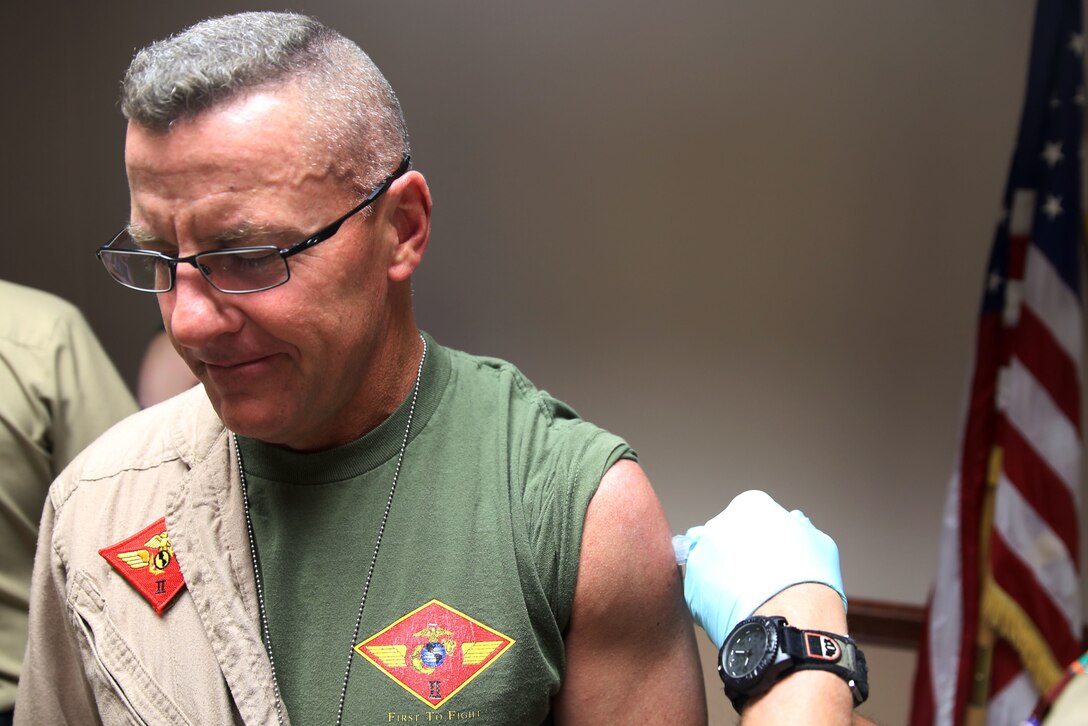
<box><xmin>722</xmin><ymin>621</ymin><xmax>771</xmax><ymax>678</ymax></box>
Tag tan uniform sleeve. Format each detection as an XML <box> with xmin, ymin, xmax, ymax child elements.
<box><xmin>0</xmin><ymin>283</ymin><xmax>135</xmax><ymax>714</ymax></box>
<box><xmin>48</xmin><ymin>305</ymin><xmax>139</xmax><ymax>473</ymax></box>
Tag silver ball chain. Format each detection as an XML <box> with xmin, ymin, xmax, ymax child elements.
<box><xmin>238</xmin><ymin>333</ymin><xmax>428</xmax><ymax>726</ymax></box>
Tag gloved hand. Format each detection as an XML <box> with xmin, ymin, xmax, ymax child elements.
<box><xmin>675</xmin><ymin>490</ymin><xmax>846</xmax><ymax>648</ymax></box>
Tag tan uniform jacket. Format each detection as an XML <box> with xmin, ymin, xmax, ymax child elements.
<box><xmin>16</xmin><ymin>387</ymin><xmax>284</xmax><ymax>725</ymax></box>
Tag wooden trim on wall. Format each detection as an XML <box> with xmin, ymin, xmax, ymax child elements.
<box><xmin>845</xmin><ymin>597</ymin><xmax>1088</xmax><ymax>653</ymax></box>
<box><xmin>848</xmin><ymin>600</ymin><xmax>1088</xmax><ymax>657</ymax></box>
<box><xmin>847</xmin><ymin>597</ymin><xmax>925</xmax><ymax>650</ymax></box>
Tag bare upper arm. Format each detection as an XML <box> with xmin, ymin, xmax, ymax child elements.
<box><xmin>552</xmin><ymin>459</ymin><xmax>707</xmax><ymax>723</ymax></box>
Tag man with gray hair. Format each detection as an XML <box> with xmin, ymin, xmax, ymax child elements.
<box><xmin>16</xmin><ymin>12</ymin><xmax>706</xmax><ymax>724</ymax></box>
<box><xmin>18</xmin><ymin>12</ymin><xmax>865</xmax><ymax>725</ymax></box>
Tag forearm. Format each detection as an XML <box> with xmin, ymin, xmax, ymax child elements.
<box><xmin>739</xmin><ymin>583</ymin><xmax>870</xmax><ymax>725</ymax></box>
<box><xmin>680</xmin><ymin>492</ymin><xmax>870</xmax><ymax>724</ymax></box>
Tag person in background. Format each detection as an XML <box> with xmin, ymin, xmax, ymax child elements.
<box><xmin>0</xmin><ymin>280</ymin><xmax>136</xmax><ymax>726</ymax></box>
<box><xmin>137</xmin><ymin>329</ymin><xmax>199</xmax><ymax>407</ymax></box>
<box><xmin>1024</xmin><ymin>651</ymin><xmax>1088</xmax><ymax>725</ymax></box>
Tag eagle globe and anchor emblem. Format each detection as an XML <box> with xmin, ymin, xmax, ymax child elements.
<box><xmin>411</xmin><ymin>625</ymin><xmax>455</xmax><ymax>674</ymax></box>
<box><xmin>357</xmin><ymin>599</ymin><xmax>515</xmax><ymax>709</ymax></box>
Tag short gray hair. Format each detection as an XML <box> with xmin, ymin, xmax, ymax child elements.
<box><xmin>121</xmin><ymin>12</ymin><xmax>409</xmax><ymax>193</ymax></box>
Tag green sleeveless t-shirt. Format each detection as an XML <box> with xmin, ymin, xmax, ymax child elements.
<box><xmin>239</xmin><ymin>334</ymin><xmax>634</xmax><ymax>725</ymax></box>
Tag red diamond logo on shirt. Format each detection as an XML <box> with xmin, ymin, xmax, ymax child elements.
<box><xmin>356</xmin><ymin>599</ymin><xmax>515</xmax><ymax>709</ymax></box>
<box><xmin>99</xmin><ymin>517</ymin><xmax>185</xmax><ymax>615</ymax></box>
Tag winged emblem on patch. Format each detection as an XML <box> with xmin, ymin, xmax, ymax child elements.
<box><xmin>117</xmin><ymin>531</ymin><xmax>174</xmax><ymax>574</ymax></box>
<box><xmin>99</xmin><ymin>518</ymin><xmax>186</xmax><ymax>615</ymax></box>
<box><xmin>118</xmin><ymin>532</ymin><xmax>174</xmax><ymax>575</ymax></box>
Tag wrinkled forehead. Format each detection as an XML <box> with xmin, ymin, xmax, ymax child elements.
<box><xmin>124</xmin><ymin>90</ymin><xmax>332</xmax><ymax>199</ymax></box>
<box><xmin>123</xmin><ymin>89</ymin><xmax>348</xmax><ymax>241</ymax></box>
<box><xmin>124</xmin><ymin>85</ymin><xmax>330</xmax><ymax>190</ymax></box>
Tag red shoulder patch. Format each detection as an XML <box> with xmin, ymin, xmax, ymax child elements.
<box><xmin>357</xmin><ymin>599</ymin><xmax>515</xmax><ymax>709</ymax></box>
<box><xmin>99</xmin><ymin>517</ymin><xmax>185</xmax><ymax>615</ymax></box>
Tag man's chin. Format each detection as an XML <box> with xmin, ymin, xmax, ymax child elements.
<box><xmin>208</xmin><ymin>394</ymin><xmax>294</xmax><ymax>445</ymax></box>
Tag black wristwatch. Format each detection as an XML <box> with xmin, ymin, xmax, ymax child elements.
<box><xmin>717</xmin><ymin>615</ymin><xmax>868</xmax><ymax>713</ymax></box>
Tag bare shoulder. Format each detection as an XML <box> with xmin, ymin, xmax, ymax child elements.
<box><xmin>574</xmin><ymin>460</ymin><xmax>679</xmax><ymax>615</ymax></box>
<box><xmin>553</xmin><ymin>459</ymin><xmax>707</xmax><ymax>722</ymax></box>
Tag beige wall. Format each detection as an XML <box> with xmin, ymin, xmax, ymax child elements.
<box><xmin>4</xmin><ymin>2</ymin><xmax>1082</xmax><ymax>724</ymax></box>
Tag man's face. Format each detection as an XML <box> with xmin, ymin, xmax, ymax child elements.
<box><xmin>125</xmin><ymin>88</ymin><xmax>401</xmax><ymax>450</ymax></box>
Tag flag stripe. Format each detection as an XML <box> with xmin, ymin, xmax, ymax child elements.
<box><xmin>1013</xmin><ymin>306</ymin><xmax>1081</xmax><ymax>428</ymax></box>
<box><xmin>923</xmin><ymin>473</ymin><xmax>967</xmax><ymax>726</ymax></box>
<box><xmin>910</xmin><ymin>601</ymin><xmax>938</xmax><ymax>725</ymax></box>
<box><xmin>1002</xmin><ymin>357</ymin><xmax>1080</xmax><ymax>494</ymax></box>
<box><xmin>990</xmin><ymin>533</ymin><xmax>1080</xmax><ymax>656</ymax></box>
<box><xmin>989</xmin><ymin>639</ymin><xmax>1026</xmax><ymax>698</ymax></box>
<box><xmin>999</xmin><ymin>422</ymin><xmax>1079</xmax><ymax>562</ymax></box>
<box><xmin>993</xmin><ymin>477</ymin><xmax>1080</xmax><ymax>632</ymax></box>
<box><xmin>1023</xmin><ymin>243</ymin><xmax>1083</xmax><ymax>369</ymax></box>
<box><xmin>987</xmin><ymin>670</ymin><xmax>1037</xmax><ymax>725</ymax></box>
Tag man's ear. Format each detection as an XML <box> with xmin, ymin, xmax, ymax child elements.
<box><xmin>387</xmin><ymin>171</ymin><xmax>432</xmax><ymax>282</ymax></box>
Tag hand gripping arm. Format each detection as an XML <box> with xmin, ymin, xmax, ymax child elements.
<box><xmin>675</xmin><ymin>490</ymin><xmax>846</xmax><ymax>649</ymax></box>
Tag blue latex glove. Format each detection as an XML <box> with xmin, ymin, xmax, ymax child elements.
<box><xmin>675</xmin><ymin>490</ymin><xmax>846</xmax><ymax>648</ymax></box>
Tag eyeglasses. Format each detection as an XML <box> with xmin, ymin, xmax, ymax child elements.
<box><xmin>97</xmin><ymin>155</ymin><xmax>411</xmax><ymax>294</ymax></box>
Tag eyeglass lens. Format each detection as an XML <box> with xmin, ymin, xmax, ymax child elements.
<box><xmin>99</xmin><ymin>237</ymin><xmax>290</xmax><ymax>293</ymax></box>
<box><xmin>196</xmin><ymin>248</ymin><xmax>287</xmax><ymax>292</ymax></box>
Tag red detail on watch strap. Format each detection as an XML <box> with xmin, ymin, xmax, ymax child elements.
<box><xmin>802</xmin><ymin>632</ymin><xmax>842</xmax><ymax>661</ymax></box>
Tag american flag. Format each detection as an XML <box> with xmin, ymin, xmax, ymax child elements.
<box><xmin>910</xmin><ymin>1</ymin><xmax>1084</xmax><ymax>724</ymax></box>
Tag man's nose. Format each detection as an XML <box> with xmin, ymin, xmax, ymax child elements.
<box><xmin>166</xmin><ymin>263</ymin><xmax>244</xmax><ymax>348</ymax></box>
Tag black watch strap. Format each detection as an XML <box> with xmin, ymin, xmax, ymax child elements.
<box><xmin>721</xmin><ymin>618</ymin><xmax>869</xmax><ymax>714</ymax></box>
<box><xmin>779</xmin><ymin>625</ymin><xmax>869</xmax><ymax>707</ymax></box>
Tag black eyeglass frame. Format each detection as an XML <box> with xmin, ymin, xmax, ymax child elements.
<box><xmin>97</xmin><ymin>155</ymin><xmax>411</xmax><ymax>294</ymax></box>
